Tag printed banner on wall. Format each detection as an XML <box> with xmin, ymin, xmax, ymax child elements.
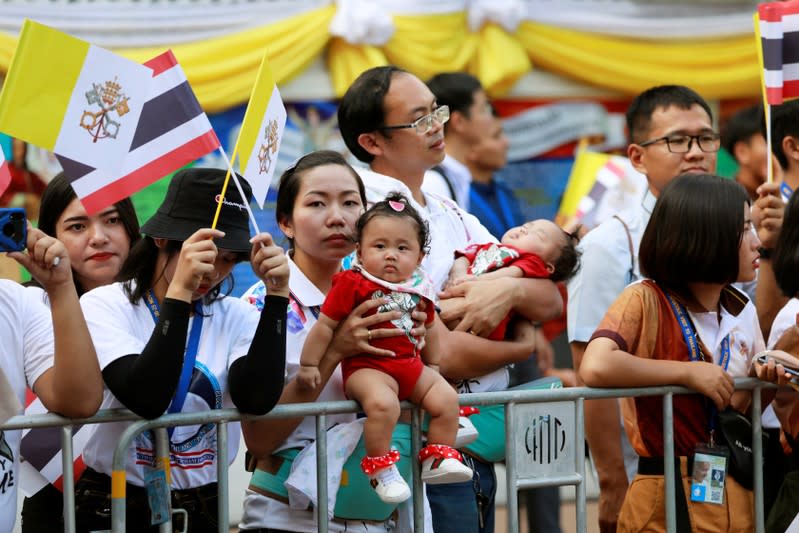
<box><xmin>502</xmin><ymin>102</ymin><xmax>620</xmax><ymax>162</ymax></box>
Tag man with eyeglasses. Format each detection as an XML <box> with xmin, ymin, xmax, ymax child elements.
<box><xmin>422</xmin><ymin>72</ymin><xmax>497</xmax><ymax>210</ymax></box>
<box><xmin>567</xmin><ymin>85</ymin><xmax>718</xmax><ymax>533</ymax></box>
<box><xmin>338</xmin><ymin>66</ymin><xmax>563</xmax><ymax>532</ymax></box>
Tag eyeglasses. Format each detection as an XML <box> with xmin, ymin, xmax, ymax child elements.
<box><xmin>380</xmin><ymin>105</ymin><xmax>450</xmax><ymax>135</ymax></box>
<box><xmin>638</xmin><ymin>133</ymin><xmax>721</xmax><ymax>153</ymax></box>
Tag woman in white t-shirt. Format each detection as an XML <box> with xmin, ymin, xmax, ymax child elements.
<box><xmin>238</xmin><ymin>150</ymin><xmax>428</xmax><ymax>532</ymax></box>
<box><xmin>20</xmin><ymin>172</ymin><xmax>141</xmax><ymax>533</ymax></box>
<box><xmin>1</xmin><ymin>226</ymin><xmax>103</xmax><ymax>533</ymax></box>
<box><xmin>75</xmin><ymin>168</ymin><xmax>290</xmax><ymax>533</ymax></box>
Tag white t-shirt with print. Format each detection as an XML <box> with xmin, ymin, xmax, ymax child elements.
<box><xmin>80</xmin><ymin>282</ymin><xmax>261</xmax><ymax>489</ymax></box>
<box><xmin>0</xmin><ymin>281</ymin><xmax>54</xmax><ymax>532</ymax></box>
<box><xmin>358</xmin><ymin>168</ymin><xmax>507</xmax><ymax>394</ymax></box>
<box><xmin>688</xmin><ymin>289</ymin><xmax>764</xmax><ymax>379</ymax></box>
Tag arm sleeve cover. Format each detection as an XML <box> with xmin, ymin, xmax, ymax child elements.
<box><xmin>101</xmin><ymin>298</ymin><xmax>190</xmax><ymax>419</ymax></box>
<box><xmin>228</xmin><ymin>294</ymin><xmax>288</xmax><ymax>415</ymax></box>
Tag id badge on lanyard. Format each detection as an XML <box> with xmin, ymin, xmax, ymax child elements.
<box><xmin>665</xmin><ymin>292</ymin><xmax>731</xmax><ymax>505</ymax></box>
<box><xmin>143</xmin><ymin>290</ymin><xmax>204</xmax><ymax>524</ymax></box>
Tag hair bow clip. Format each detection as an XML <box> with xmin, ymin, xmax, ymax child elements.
<box><xmin>388</xmin><ymin>200</ymin><xmax>405</xmax><ymax>212</ymax></box>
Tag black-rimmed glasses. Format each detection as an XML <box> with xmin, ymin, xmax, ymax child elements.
<box><xmin>380</xmin><ymin>105</ymin><xmax>450</xmax><ymax>135</ymax></box>
<box><xmin>638</xmin><ymin>133</ymin><xmax>721</xmax><ymax>153</ymax></box>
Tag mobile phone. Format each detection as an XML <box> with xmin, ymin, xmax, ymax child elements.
<box><xmin>756</xmin><ymin>352</ymin><xmax>799</xmax><ymax>379</ymax></box>
<box><xmin>0</xmin><ymin>208</ymin><xmax>27</xmax><ymax>253</ymax></box>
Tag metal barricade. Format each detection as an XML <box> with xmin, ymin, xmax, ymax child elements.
<box><xmin>1</xmin><ymin>378</ymin><xmax>774</xmax><ymax>533</ymax></box>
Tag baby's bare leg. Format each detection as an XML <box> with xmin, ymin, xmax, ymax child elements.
<box><xmin>410</xmin><ymin>367</ymin><xmax>459</xmax><ymax>446</ymax></box>
<box><xmin>346</xmin><ymin>368</ymin><xmax>400</xmax><ymax>456</ymax></box>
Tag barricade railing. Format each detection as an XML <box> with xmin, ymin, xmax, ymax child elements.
<box><xmin>2</xmin><ymin>377</ymin><xmax>775</xmax><ymax>533</ymax></box>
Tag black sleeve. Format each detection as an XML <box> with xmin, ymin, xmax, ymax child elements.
<box><xmin>101</xmin><ymin>298</ymin><xmax>190</xmax><ymax>419</ymax></box>
<box><xmin>228</xmin><ymin>294</ymin><xmax>288</xmax><ymax>415</ymax></box>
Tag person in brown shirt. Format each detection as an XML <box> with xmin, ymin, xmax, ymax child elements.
<box><xmin>581</xmin><ymin>173</ymin><xmax>789</xmax><ymax>533</ymax></box>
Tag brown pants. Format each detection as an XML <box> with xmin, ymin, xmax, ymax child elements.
<box><xmin>618</xmin><ymin>458</ymin><xmax>753</xmax><ymax>533</ymax></box>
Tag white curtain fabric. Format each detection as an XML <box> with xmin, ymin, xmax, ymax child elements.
<box><xmin>0</xmin><ymin>0</ymin><xmax>763</xmax><ymax>48</ymax></box>
<box><xmin>524</xmin><ymin>0</ymin><xmax>760</xmax><ymax>38</ymax></box>
<box><xmin>468</xmin><ymin>0</ymin><xmax>527</xmax><ymax>32</ymax></box>
<box><xmin>329</xmin><ymin>0</ymin><xmax>395</xmax><ymax>45</ymax></box>
<box><xmin>0</xmin><ymin>0</ymin><xmax>329</xmax><ymax>47</ymax></box>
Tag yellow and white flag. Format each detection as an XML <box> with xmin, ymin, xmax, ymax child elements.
<box><xmin>0</xmin><ymin>20</ymin><xmax>152</xmax><ymax>174</ymax></box>
<box><xmin>235</xmin><ymin>52</ymin><xmax>287</xmax><ymax>207</ymax></box>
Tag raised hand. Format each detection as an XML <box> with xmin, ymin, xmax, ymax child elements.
<box><xmin>250</xmin><ymin>232</ymin><xmax>289</xmax><ymax>298</ymax></box>
<box><xmin>166</xmin><ymin>228</ymin><xmax>224</xmax><ymax>302</ymax></box>
<box><xmin>8</xmin><ymin>225</ymin><xmax>72</xmax><ymax>290</ymax></box>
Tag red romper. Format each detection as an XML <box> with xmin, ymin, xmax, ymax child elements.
<box><xmin>455</xmin><ymin>243</ymin><xmax>550</xmax><ymax>340</ymax></box>
<box><xmin>322</xmin><ymin>267</ymin><xmax>436</xmax><ymax>400</ymax></box>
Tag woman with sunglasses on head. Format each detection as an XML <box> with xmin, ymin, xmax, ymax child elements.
<box><xmin>20</xmin><ymin>172</ymin><xmax>141</xmax><ymax>533</ymax></box>
<box><xmin>74</xmin><ymin>168</ymin><xmax>289</xmax><ymax>532</ymax></box>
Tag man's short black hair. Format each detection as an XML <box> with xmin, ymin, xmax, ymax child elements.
<box><xmin>774</xmin><ymin>191</ymin><xmax>799</xmax><ymax>297</ymax></box>
<box><xmin>338</xmin><ymin>65</ymin><xmax>407</xmax><ymax>163</ymax></box>
<box><xmin>721</xmin><ymin>104</ymin><xmax>764</xmax><ymax>158</ymax></box>
<box><xmin>766</xmin><ymin>100</ymin><xmax>799</xmax><ymax>170</ymax></box>
<box><xmin>427</xmin><ymin>72</ymin><xmax>483</xmax><ymax>133</ymax></box>
<box><xmin>639</xmin><ymin>173</ymin><xmax>749</xmax><ymax>298</ymax></box>
<box><xmin>626</xmin><ymin>85</ymin><xmax>713</xmax><ymax>144</ymax></box>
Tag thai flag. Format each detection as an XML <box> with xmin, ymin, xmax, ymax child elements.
<box><xmin>57</xmin><ymin>50</ymin><xmax>220</xmax><ymax>214</ymax></box>
<box><xmin>0</xmin><ymin>146</ymin><xmax>10</xmax><ymax>198</ymax></box>
<box><xmin>758</xmin><ymin>1</ymin><xmax>799</xmax><ymax>105</ymax></box>
<box><xmin>19</xmin><ymin>389</ymin><xmax>88</xmax><ymax>493</ymax></box>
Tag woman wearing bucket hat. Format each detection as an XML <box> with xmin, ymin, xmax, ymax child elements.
<box><xmin>74</xmin><ymin>167</ymin><xmax>290</xmax><ymax>532</ymax></box>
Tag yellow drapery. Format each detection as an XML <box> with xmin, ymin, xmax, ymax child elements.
<box><xmin>517</xmin><ymin>21</ymin><xmax>761</xmax><ymax>99</ymax></box>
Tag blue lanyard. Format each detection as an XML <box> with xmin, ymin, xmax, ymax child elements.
<box><xmin>144</xmin><ymin>290</ymin><xmax>204</xmax><ymax>432</ymax></box>
<box><xmin>469</xmin><ymin>185</ymin><xmax>517</xmax><ymax>235</ymax></box>
<box><xmin>782</xmin><ymin>181</ymin><xmax>794</xmax><ymax>201</ymax></box>
<box><xmin>664</xmin><ymin>291</ymin><xmax>730</xmax><ymax>435</ymax></box>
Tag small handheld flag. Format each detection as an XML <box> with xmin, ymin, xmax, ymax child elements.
<box><xmin>757</xmin><ymin>1</ymin><xmax>799</xmax><ymax>105</ymax></box>
<box><xmin>233</xmin><ymin>51</ymin><xmax>287</xmax><ymax>208</ymax></box>
<box><xmin>0</xmin><ymin>20</ymin><xmax>152</xmax><ymax>174</ymax></box>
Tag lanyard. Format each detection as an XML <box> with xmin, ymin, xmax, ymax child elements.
<box><xmin>782</xmin><ymin>181</ymin><xmax>794</xmax><ymax>201</ymax></box>
<box><xmin>664</xmin><ymin>291</ymin><xmax>730</xmax><ymax>435</ymax></box>
<box><xmin>469</xmin><ymin>185</ymin><xmax>517</xmax><ymax>235</ymax></box>
<box><xmin>144</xmin><ymin>290</ymin><xmax>204</xmax><ymax>431</ymax></box>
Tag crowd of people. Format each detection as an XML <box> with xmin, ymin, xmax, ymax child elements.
<box><xmin>3</xmin><ymin>64</ymin><xmax>799</xmax><ymax>533</ymax></box>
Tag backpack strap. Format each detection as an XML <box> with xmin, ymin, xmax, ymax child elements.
<box><xmin>613</xmin><ymin>214</ymin><xmax>635</xmax><ymax>282</ymax></box>
<box><xmin>431</xmin><ymin>165</ymin><xmax>458</xmax><ymax>202</ymax></box>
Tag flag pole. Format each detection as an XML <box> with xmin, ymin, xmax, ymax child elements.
<box><xmin>765</xmin><ymin>104</ymin><xmax>773</xmax><ymax>184</ymax></box>
<box><xmin>754</xmin><ymin>10</ymin><xmax>774</xmax><ymax>183</ymax></box>
<box><xmin>211</xmin><ymin>144</ymin><xmax>263</xmax><ymax>234</ymax></box>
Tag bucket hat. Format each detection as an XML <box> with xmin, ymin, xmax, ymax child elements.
<box><xmin>141</xmin><ymin>168</ymin><xmax>252</xmax><ymax>252</ymax></box>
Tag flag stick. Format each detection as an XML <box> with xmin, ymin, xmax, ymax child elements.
<box><xmin>212</xmin><ymin>145</ymin><xmax>263</xmax><ymax>235</ymax></box>
<box><xmin>210</xmin><ymin>145</ymin><xmax>237</xmax><ymax>230</ymax></box>
<box><xmin>753</xmin><ymin>10</ymin><xmax>774</xmax><ymax>183</ymax></box>
<box><xmin>765</xmin><ymin>104</ymin><xmax>773</xmax><ymax>184</ymax></box>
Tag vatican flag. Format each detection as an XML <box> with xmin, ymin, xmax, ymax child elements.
<box><xmin>0</xmin><ymin>20</ymin><xmax>152</xmax><ymax>174</ymax></box>
<box><xmin>235</xmin><ymin>51</ymin><xmax>287</xmax><ymax>208</ymax></box>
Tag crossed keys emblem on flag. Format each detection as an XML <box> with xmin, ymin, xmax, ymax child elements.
<box><xmin>257</xmin><ymin>119</ymin><xmax>279</xmax><ymax>174</ymax></box>
<box><xmin>80</xmin><ymin>77</ymin><xmax>131</xmax><ymax>143</ymax></box>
